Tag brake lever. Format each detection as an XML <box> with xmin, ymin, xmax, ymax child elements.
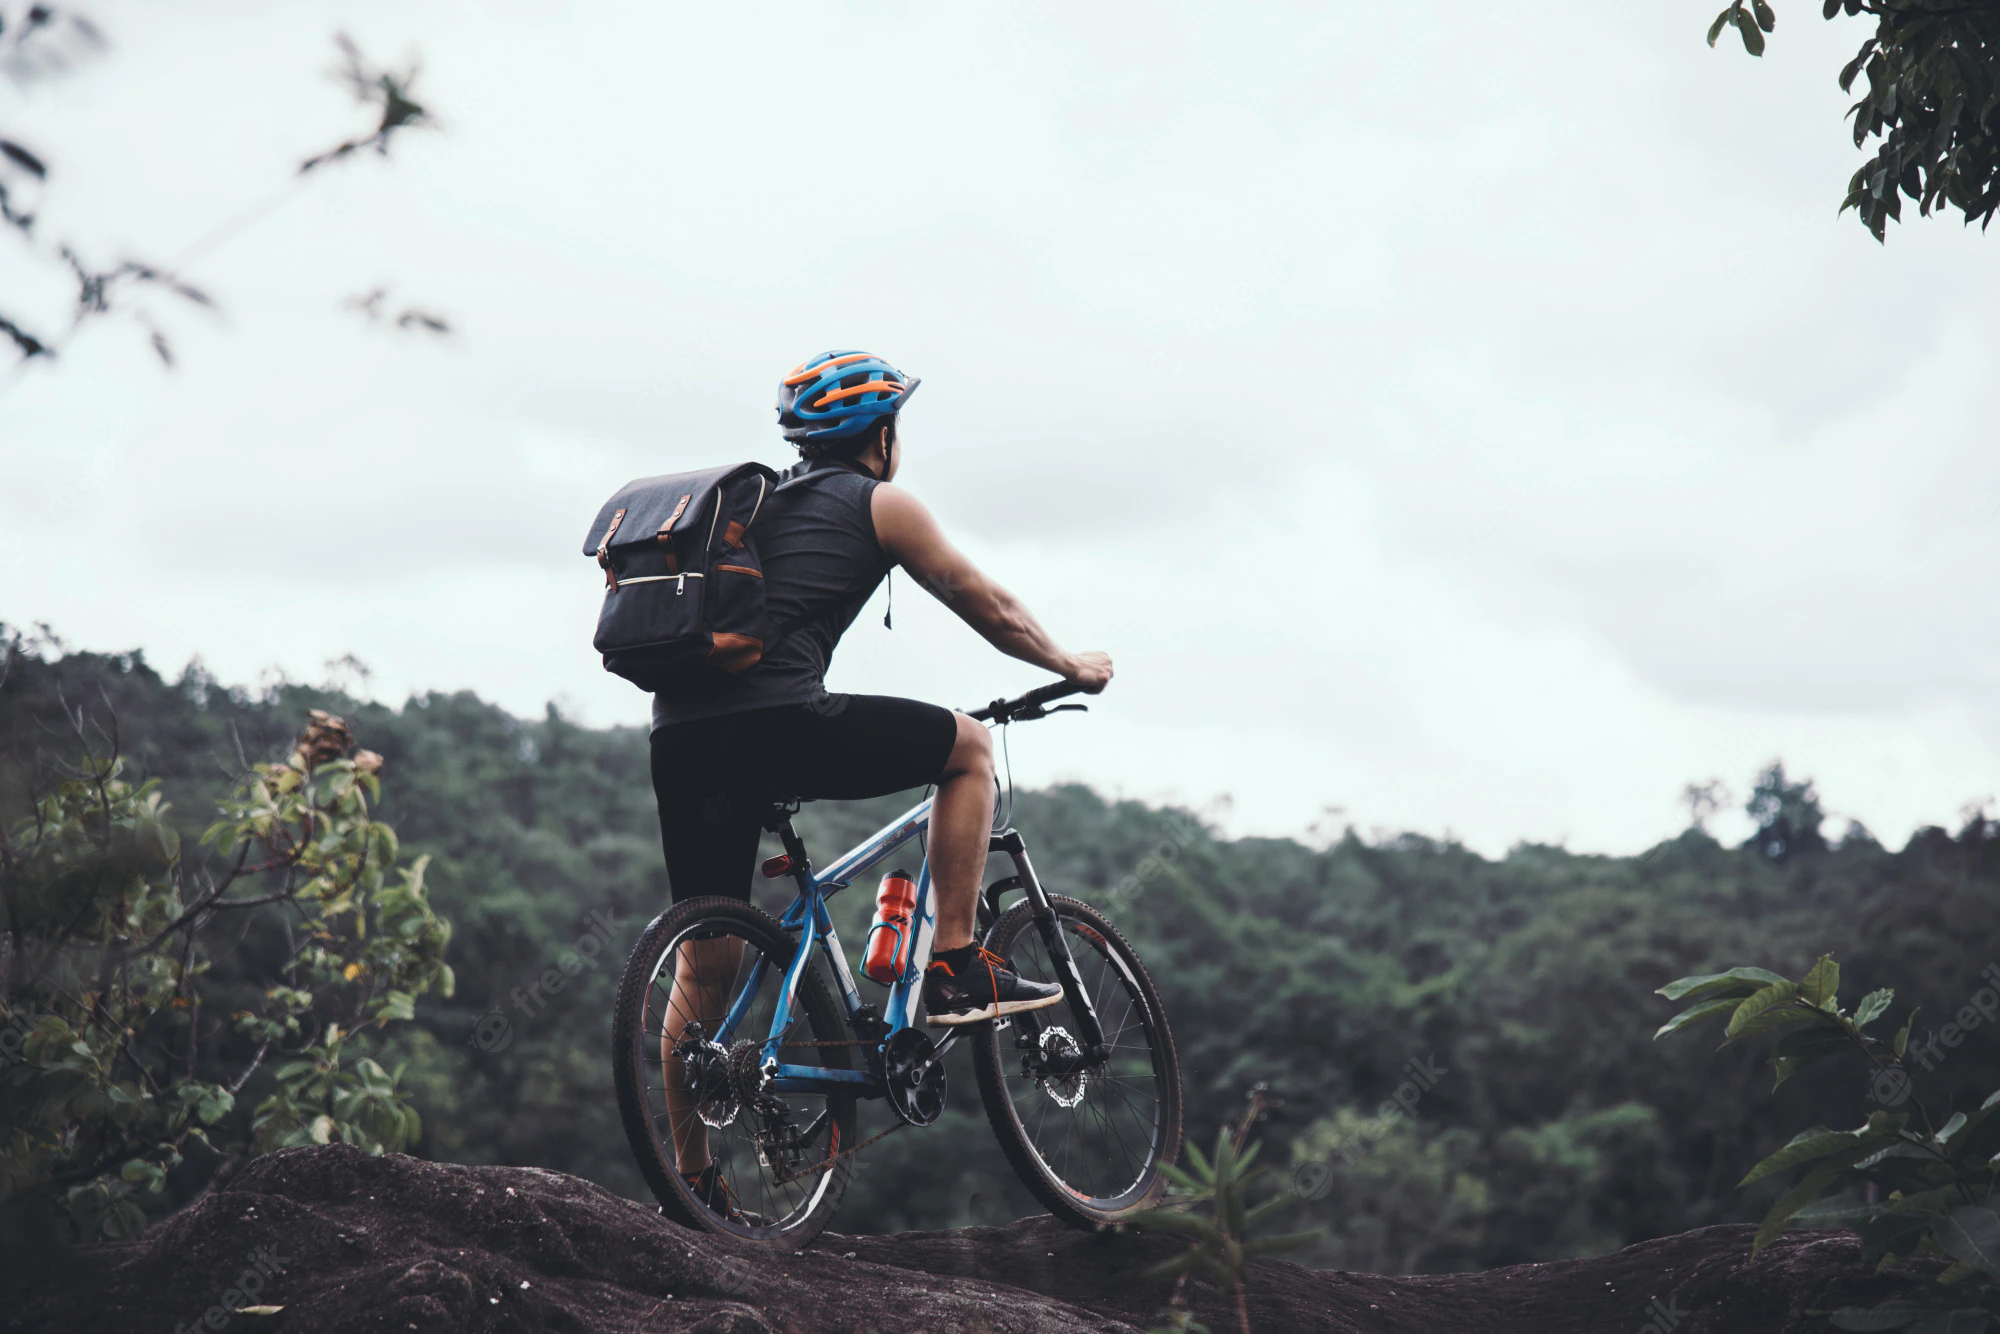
<box><xmin>1011</xmin><ymin>702</ymin><xmax>1088</xmax><ymax>722</ymax></box>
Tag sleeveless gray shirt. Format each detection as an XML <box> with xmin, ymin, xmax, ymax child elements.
<box><xmin>649</xmin><ymin>460</ymin><xmax>890</xmax><ymax>729</ymax></box>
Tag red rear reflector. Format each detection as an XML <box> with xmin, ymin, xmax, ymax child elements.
<box><xmin>761</xmin><ymin>854</ymin><xmax>792</xmax><ymax>878</ymax></box>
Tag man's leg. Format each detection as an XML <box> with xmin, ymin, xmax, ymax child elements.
<box><xmin>927</xmin><ymin>712</ymin><xmax>994</xmax><ymax>953</ymax></box>
<box><xmin>661</xmin><ymin>935</ymin><xmax>744</xmax><ymax>1174</ymax></box>
<box><xmin>766</xmin><ymin>696</ymin><xmax>1052</xmax><ymax>1025</ymax></box>
<box><xmin>649</xmin><ymin>720</ymin><xmax>763</xmax><ymax>1178</ymax></box>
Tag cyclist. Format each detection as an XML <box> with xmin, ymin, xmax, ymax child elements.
<box><xmin>650</xmin><ymin>350</ymin><xmax>1112</xmax><ymax>1205</ymax></box>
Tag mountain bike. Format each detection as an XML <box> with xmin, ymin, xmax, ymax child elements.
<box><xmin>611</xmin><ymin>681</ymin><xmax>1183</xmax><ymax>1246</ymax></box>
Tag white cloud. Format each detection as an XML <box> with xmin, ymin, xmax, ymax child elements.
<box><xmin>3</xmin><ymin>0</ymin><xmax>1995</xmax><ymax>856</ymax></box>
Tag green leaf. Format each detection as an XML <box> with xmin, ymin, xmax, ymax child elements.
<box><xmin>1724</xmin><ymin>1003</ymin><xmax>1816</xmax><ymax>1044</ymax></box>
<box><xmin>1773</xmin><ymin>1026</ymin><xmax>1851</xmax><ymax>1088</ymax></box>
<box><xmin>1800</xmin><ymin>956</ymin><xmax>1840</xmax><ymax>1008</ymax></box>
<box><xmin>1880</xmin><ymin>1186</ymin><xmax>1959</xmax><ymax>1217</ymax></box>
<box><xmin>1895</xmin><ymin>1012</ymin><xmax>1916</xmax><ymax>1059</ymax></box>
<box><xmin>1794</xmin><ymin>1198</ymin><xmax>1881</xmax><ymax>1228</ymax></box>
<box><xmin>1855</xmin><ymin>989</ymin><xmax>1895</xmax><ymax>1029</ymax></box>
<box><xmin>1754</xmin><ymin>1160</ymin><xmax>1847</xmax><ymax>1252</ymax></box>
<box><xmin>1657</xmin><ymin>966</ymin><xmax>1786</xmax><ymax>1003</ymax></box>
<box><xmin>1740</xmin><ymin>1127</ymin><xmax>1852</xmax><ymax>1187</ymax></box>
<box><xmin>1933</xmin><ymin>1207</ymin><xmax>2000</xmax><ymax>1278</ymax></box>
<box><xmin>368</xmin><ymin>992</ymin><xmax>414</xmax><ymax>1024</ymax></box>
<box><xmin>1728</xmin><ymin>981</ymin><xmax>1800</xmax><ymax>1037</ymax></box>
<box><xmin>1708</xmin><ymin>7</ymin><xmax>1735</xmax><ymax>47</ymax></box>
<box><xmin>1656</xmin><ymin>996</ymin><xmax>1740</xmax><ymax>1040</ymax></box>
<box><xmin>1751</xmin><ymin>0</ymin><xmax>1776</xmax><ymax>32</ymax></box>
<box><xmin>1737</xmin><ymin>8</ymin><xmax>1767</xmax><ymax>55</ymax></box>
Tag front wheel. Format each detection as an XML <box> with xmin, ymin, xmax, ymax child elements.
<box><xmin>970</xmin><ymin>894</ymin><xmax>1183</xmax><ymax>1227</ymax></box>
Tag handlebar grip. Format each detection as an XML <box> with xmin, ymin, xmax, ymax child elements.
<box><xmin>1020</xmin><ymin>680</ymin><xmax>1085</xmax><ymax>709</ymax></box>
<box><xmin>967</xmin><ymin>679</ymin><xmax>1087</xmax><ymax>723</ymax></box>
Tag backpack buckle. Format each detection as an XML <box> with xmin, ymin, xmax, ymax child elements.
<box><xmin>596</xmin><ymin>508</ymin><xmax>627</xmax><ymax>592</ymax></box>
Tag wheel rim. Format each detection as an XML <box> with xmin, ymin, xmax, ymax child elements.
<box><xmin>993</xmin><ymin>915</ymin><xmax>1169</xmax><ymax>1209</ymax></box>
<box><xmin>635</xmin><ymin>919</ymin><xmax>845</xmax><ymax>1236</ymax></box>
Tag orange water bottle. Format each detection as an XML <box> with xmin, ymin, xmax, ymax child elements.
<box><xmin>863</xmin><ymin>869</ymin><xmax>918</xmax><ymax>985</ymax></box>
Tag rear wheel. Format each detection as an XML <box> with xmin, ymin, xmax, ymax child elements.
<box><xmin>611</xmin><ymin>895</ymin><xmax>856</xmax><ymax>1246</ymax></box>
<box><xmin>970</xmin><ymin>894</ymin><xmax>1182</xmax><ymax>1226</ymax></box>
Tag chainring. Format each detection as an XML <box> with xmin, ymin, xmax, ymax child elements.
<box><xmin>883</xmin><ymin>1027</ymin><xmax>947</xmax><ymax>1127</ymax></box>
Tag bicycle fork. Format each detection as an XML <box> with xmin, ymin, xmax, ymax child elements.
<box><xmin>984</xmin><ymin>830</ymin><xmax>1110</xmax><ymax>1062</ymax></box>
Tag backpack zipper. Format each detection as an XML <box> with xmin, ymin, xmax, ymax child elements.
<box><xmin>609</xmin><ymin>572</ymin><xmax>704</xmax><ymax>591</ymax></box>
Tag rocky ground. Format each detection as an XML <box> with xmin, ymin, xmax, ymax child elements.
<box><xmin>7</xmin><ymin>1145</ymin><xmax>1922</xmax><ymax>1333</ymax></box>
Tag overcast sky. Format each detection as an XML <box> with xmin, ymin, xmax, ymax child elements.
<box><xmin>3</xmin><ymin>0</ymin><xmax>1995</xmax><ymax>855</ymax></box>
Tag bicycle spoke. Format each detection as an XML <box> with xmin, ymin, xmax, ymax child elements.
<box><xmin>990</xmin><ymin>909</ymin><xmax>1171</xmax><ymax>1209</ymax></box>
<box><xmin>626</xmin><ymin>914</ymin><xmax>850</xmax><ymax>1237</ymax></box>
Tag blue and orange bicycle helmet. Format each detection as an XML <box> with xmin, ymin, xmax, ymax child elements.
<box><xmin>775</xmin><ymin>350</ymin><xmax>920</xmax><ymax>451</ymax></box>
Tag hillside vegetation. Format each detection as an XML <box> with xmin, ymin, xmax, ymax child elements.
<box><xmin>5</xmin><ymin>630</ymin><xmax>1998</xmax><ymax>1273</ymax></box>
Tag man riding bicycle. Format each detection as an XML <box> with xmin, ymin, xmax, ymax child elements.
<box><xmin>649</xmin><ymin>350</ymin><xmax>1112</xmax><ymax>1205</ymax></box>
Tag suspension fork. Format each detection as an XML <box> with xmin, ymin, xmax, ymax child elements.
<box><xmin>987</xmin><ymin>829</ymin><xmax>1109</xmax><ymax>1059</ymax></box>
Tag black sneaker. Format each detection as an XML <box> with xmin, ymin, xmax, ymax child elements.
<box><xmin>923</xmin><ymin>947</ymin><xmax>1064</xmax><ymax>1026</ymax></box>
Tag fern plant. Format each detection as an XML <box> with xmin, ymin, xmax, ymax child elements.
<box><xmin>1133</xmin><ymin>1125</ymin><xmax>1318</xmax><ymax>1334</ymax></box>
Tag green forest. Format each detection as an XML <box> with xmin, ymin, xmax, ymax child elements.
<box><xmin>5</xmin><ymin>628</ymin><xmax>1999</xmax><ymax>1274</ymax></box>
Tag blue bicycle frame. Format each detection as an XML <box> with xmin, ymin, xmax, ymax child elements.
<box><xmin>714</xmin><ymin>793</ymin><xmax>1110</xmax><ymax>1100</ymax></box>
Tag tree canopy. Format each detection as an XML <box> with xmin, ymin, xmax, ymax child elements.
<box><xmin>1709</xmin><ymin>0</ymin><xmax>2000</xmax><ymax>239</ymax></box>
<box><xmin>5</xmin><ymin>630</ymin><xmax>1999</xmax><ymax>1270</ymax></box>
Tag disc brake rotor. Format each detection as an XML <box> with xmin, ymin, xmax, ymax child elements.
<box><xmin>1034</xmin><ymin>1025</ymin><xmax>1089</xmax><ymax>1109</ymax></box>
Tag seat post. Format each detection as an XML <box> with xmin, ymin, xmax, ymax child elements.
<box><xmin>765</xmin><ymin>804</ymin><xmax>813</xmax><ymax>878</ymax></box>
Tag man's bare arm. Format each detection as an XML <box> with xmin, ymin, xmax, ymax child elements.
<box><xmin>872</xmin><ymin>483</ymin><xmax>1111</xmax><ymax>691</ymax></box>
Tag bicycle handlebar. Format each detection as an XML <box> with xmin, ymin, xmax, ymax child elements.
<box><xmin>967</xmin><ymin>680</ymin><xmax>1090</xmax><ymax>724</ymax></box>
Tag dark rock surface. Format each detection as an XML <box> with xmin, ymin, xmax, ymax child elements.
<box><xmin>7</xmin><ymin>1146</ymin><xmax>1920</xmax><ymax>1333</ymax></box>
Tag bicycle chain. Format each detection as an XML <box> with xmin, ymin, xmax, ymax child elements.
<box><xmin>768</xmin><ymin>1117</ymin><xmax>907</xmax><ymax>1186</ymax></box>
<box><xmin>761</xmin><ymin>1031</ymin><xmax>908</xmax><ymax>1184</ymax></box>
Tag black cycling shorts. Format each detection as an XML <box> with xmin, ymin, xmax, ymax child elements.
<box><xmin>649</xmin><ymin>694</ymin><xmax>958</xmax><ymax>903</ymax></box>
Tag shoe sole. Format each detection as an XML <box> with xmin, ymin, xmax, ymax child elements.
<box><xmin>927</xmin><ymin>991</ymin><xmax>1065</xmax><ymax>1027</ymax></box>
